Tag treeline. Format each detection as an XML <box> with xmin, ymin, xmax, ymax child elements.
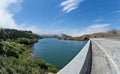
<box><xmin>0</xmin><ymin>28</ymin><xmax>42</xmax><ymax>45</ymax></box>
<box><xmin>0</xmin><ymin>28</ymin><xmax>41</xmax><ymax>40</ymax></box>
<box><xmin>0</xmin><ymin>28</ymin><xmax>58</xmax><ymax>74</ymax></box>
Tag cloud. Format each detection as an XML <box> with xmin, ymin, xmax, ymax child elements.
<box><xmin>94</xmin><ymin>18</ymin><xmax>104</xmax><ymax>22</ymax></box>
<box><xmin>94</xmin><ymin>16</ymin><xmax>104</xmax><ymax>22</ymax></box>
<box><xmin>0</xmin><ymin>0</ymin><xmax>60</xmax><ymax>35</ymax></box>
<box><xmin>0</xmin><ymin>0</ymin><xmax>22</xmax><ymax>29</ymax></box>
<box><xmin>60</xmin><ymin>0</ymin><xmax>84</xmax><ymax>13</ymax></box>
<box><xmin>51</xmin><ymin>20</ymin><xmax>64</xmax><ymax>26</ymax></box>
<box><xmin>0</xmin><ymin>0</ymin><xmax>17</xmax><ymax>9</ymax></box>
<box><xmin>0</xmin><ymin>0</ymin><xmax>40</xmax><ymax>34</ymax></box>
<box><xmin>88</xmin><ymin>24</ymin><xmax>109</xmax><ymax>29</ymax></box>
<box><xmin>114</xmin><ymin>10</ymin><xmax>120</xmax><ymax>13</ymax></box>
<box><xmin>36</xmin><ymin>24</ymin><xmax>110</xmax><ymax>37</ymax></box>
<box><xmin>63</xmin><ymin>24</ymin><xmax>110</xmax><ymax>37</ymax></box>
<box><xmin>11</xmin><ymin>0</ymin><xmax>23</xmax><ymax>13</ymax></box>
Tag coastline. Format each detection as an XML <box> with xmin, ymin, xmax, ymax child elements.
<box><xmin>27</xmin><ymin>40</ymin><xmax>38</xmax><ymax>59</ymax></box>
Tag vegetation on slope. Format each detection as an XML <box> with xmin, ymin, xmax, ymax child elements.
<box><xmin>0</xmin><ymin>28</ymin><xmax>58</xmax><ymax>74</ymax></box>
<box><xmin>59</xmin><ymin>29</ymin><xmax>120</xmax><ymax>41</ymax></box>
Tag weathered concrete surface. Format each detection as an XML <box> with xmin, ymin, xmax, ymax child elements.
<box><xmin>57</xmin><ymin>40</ymin><xmax>91</xmax><ymax>74</ymax></box>
<box><xmin>91</xmin><ymin>38</ymin><xmax>120</xmax><ymax>74</ymax></box>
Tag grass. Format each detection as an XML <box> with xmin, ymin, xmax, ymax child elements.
<box><xmin>0</xmin><ymin>41</ymin><xmax>58</xmax><ymax>74</ymax></box>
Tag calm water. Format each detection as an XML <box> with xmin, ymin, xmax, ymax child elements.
<box><xmin>31</xmin><ymin>38</ymin><xmax>87</xmax><ymax>69</ymax></box>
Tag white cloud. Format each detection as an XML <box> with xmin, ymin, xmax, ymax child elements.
<box><xmin>88</xmin><ymin>24</ymin><xmax>109</xmax><ymax>29</ymax></box>
<box><xmin>63</xmin><ymin>24</ymin><xmax>110</xmax><ymax>37</ymax></box>
<box><xmin>114</xmin><ymin>10</ymin><xmax>120</xmax><ymax>13</ymax></box>
<box><xmin>60</xmin><ymin>0</ymin><xmax>84</xmax><ymax>13</ymax></box>
<box><xmin>0</xmin><ymin>0</ymin><xmax>40</xmax><ymax>34</ymax></box>
<box><xmin>0</xmin><ymin>0</ymin><xmax>17</xmax><ymax>9</ymax></box>
<box><xmin>0</xmin><ymin>0</ymin><xmax>57</xmax><ymax>35</ymax></box>
<box><xmin>0</xmin><ymin>0</ymin><xmax>21</xmax><ymax>29</ymax></box>
<box><xmin>94</xmin><ymin>18</ymin><xmax>104</xmax><ymax>22</ymax></box>
<box><xmin>36</xmin><ymin>24</ymin><xmax>110</xmax><ymax>37</ymax></box>
<box><xmin>11</xmin><ymin>0</ymin><xmax>23</xmax><ymax>13</ymax></box>
<box><xmin>51</xmin><ymin>20</ymin><xmax>64</xmax><ymax>26</ymax></box>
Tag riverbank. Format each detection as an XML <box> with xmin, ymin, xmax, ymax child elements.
<box><xmin>0</xmin><ymin>40</ymin><xmax>58</xmax><ymax>74</ymax></box>
<box><xmin>0</xmin><ymin>29</ymin><xmax>58</xmax><ymax>74</ymax></box>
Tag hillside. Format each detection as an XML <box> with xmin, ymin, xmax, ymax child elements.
<box><xmin>0</xmin><ymin>28</ymin><xmax>58</xmax><ymax>74</ymax></box>
<box><xmin>59</xmin><ymin>30</ymin><xmax>120</xmax><ymax>41</ymax></box>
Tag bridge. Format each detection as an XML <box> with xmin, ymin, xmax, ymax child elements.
<box><xmin>57</xmin><ymin>38</ymin><xmax>120</xmax><ymax>74</ymax></box>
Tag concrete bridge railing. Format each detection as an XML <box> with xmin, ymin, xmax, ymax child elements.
<box><xmin>57</xmin><ymin>40</ymin><xmax>92</xmax><ymax>74</ymax></box>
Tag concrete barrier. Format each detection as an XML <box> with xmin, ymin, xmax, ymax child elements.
<box><xmin>57</xmin><ymin>40</ymin><xmax>92</xmax><ymax>74</ymax></box>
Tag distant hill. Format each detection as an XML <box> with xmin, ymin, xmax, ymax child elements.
<box><xmin>41</xmin><ymin>34</ymin><xmax>60</xmax><ymax>38</ymax></box>
<box><xmin>41</xmin><ymin>34</ymin><xmax>72</xmax><ymax>39</ymax></box>
<box><xmin>59</xmin><ymin>30</ymin><xmax>120</xmax><ymax>41</ymax></box>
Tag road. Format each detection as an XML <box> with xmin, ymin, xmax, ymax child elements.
<box><xmin>91</xmin><ymin>38</ymin><xmax>120</xmax><ymax>74</ymax></box>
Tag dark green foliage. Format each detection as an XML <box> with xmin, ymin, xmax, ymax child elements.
<box><xmin>0</xmin><ymin>28</ymin><xmax>41</xmax><ymax>40</ymax></box>
<box><xmin>0</xmin><ymin>41</ymin><xmax>26</xmax><ymax>58</ymax></box>
<box><xmin>0</xmin><ymin>28</ymin><xmax>42</xmax><ymax>45</ymax></box>
<box><xmin>16</xmin><ymin>38</ymin><xmax>38</xmax><ymax>45</ymax></box>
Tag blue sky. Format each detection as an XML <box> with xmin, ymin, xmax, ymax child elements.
<box><xmin>0</xmin><ymin>0</ymin><xmax>120</xmax><ymax>36</ymax></box>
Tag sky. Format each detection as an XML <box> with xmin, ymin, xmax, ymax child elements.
<box><xmin>0</xmin><ymin>0</ymin><xmax>120</xmax><ymax>37</ymax></box>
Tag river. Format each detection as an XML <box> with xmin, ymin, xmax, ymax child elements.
<box><xmin>30</xmin><ymin>38</ymin><xmax>87</xmax><ymax>69</ymax></box>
